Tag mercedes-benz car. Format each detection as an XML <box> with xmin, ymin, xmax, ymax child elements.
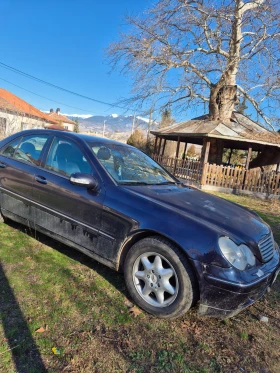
<box><xmin>0</xmin><ymin>129</ymin><xmax>279</xmax><ymax>319</ymax></box>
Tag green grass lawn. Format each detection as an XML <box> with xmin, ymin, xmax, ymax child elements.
<box><xmin>0</xmin><ymin>192</ymin><xmax>279</xmax><ymax>373</ymax></box>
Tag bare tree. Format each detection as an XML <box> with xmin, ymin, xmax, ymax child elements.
<box><xmin>159</xmin><ymin>108</ymin><xmax>175</xmax><ymax>129</ymax></box>
<box><xmin>187</xmin><ymin>144</ymin><xmax>197</xmax><ymax>158</ymax></box>
<box><xmin>108</xmin><ymin>0</ymin><xmax>280</xmax><ymax>130</ymax></box>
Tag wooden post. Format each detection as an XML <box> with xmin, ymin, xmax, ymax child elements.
<box><xmin>162</xmin><ymin>139</ymin><xmax>167</xmax><ymax>156</ymax></box>
<box><xmin>203</xmin><ymin>141</ymin><xmax>210</xmax><ymax>164</ymax></box>
<box><xmin>201</xmin><ymin>163</ymin><xmax>208</xmax><ymax>185</ymax></box>
<box><xmin>183</xmin><ymin>142</ymin><xmax>188</xmax><ymax>159</ymax></box>
<box><xmin>200</xmin><ymin>140</ymin><xmax>210</xmax><ymax>186</ymax></box>
<box><xmin>228</xmin><ymin>148</ymin><xmax>233</xmax><ymax>165</ymax></box>
<box><xmin>175</xmin><ymin>137</ymin><xmax>181</xmax><ymax>158</ymax></box>
<box><xmin>243</xmin><ymin>146</ymin><xmax>252</xmax><ymax>190</ymax></box>
<box><xmin>173</xmin><ymin>136</ymin><xmax>181</xmax><ymax>174</ymax></box>
<box><xmin>158</xmin><ymin>137</ymin><xmax>163</xmax><ymax>155</ymax></box>
<box><xmin>153</xmin><ymin>136</ymin><xmax>158</xmax><ymax>155</ymax></box>
<box><xmin>245</xmin><ymin>146</ymin><xmax>252</xmax><ymax>170</ymax></box>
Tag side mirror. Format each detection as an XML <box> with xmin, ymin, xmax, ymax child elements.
<box><xmin>70</xmin><ymin>173</ymin><xmax>98</xmax><ymax>190</ymax></box>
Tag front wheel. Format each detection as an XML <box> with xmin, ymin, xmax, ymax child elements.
<box><xmin>124</xmin><ymin>236</ymin><xmax>198</xmax><ymax>319</ymax></box>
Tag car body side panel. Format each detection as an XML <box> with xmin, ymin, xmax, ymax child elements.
<box><xmin>99</xmin><ymin>185</ymin><xmax>223</xmax><ymax>268</ymax></box>
<box><xmin>32</xmin><ymin>168</ymin><xmax>112</xmax><ymax>258</ymax></box>
<box><xmin>0</xmin><ymin>156</ymin><xmax>38</xmax><ymax>223</ymax></box>
<box><xmin>31</xmin><ymin>221</ymin><xmax>117</xmax><ymax>270</ymax></box>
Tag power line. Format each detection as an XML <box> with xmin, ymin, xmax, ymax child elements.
<box><xmin>0</xmin><ymin>61</ymin><xmax>127</xmax><ymax>110</ymax></box>
<box><xmin>0</xmin><ymin>77</ymin><xmax>95</xmax><ymax>114</ymax></box>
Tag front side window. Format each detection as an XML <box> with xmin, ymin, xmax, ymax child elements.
<box><xmin>14</xmin><ymin>135</ymin><xmax>49</xmax><ymax>165</ymax></box>
<box><xmin>45</xmin><ymin>137</ymin><xmax>91</xmax><ymax>177</ymax></box>
<box><xmin>87</xmin><ymin>141</ymin><xmax>176</xmax><ymax>185</ymax></box>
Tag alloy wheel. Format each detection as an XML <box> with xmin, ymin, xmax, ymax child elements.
<box><xmin>132</xmin><ymin>252</ymin><xmax>179</xmax><ymax>307</ymax></box>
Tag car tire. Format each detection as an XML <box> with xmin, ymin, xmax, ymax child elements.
<box><xmin>124</xmin><ymin>236</ymin><xmax>198</xmax><ymax>319</ymax></box>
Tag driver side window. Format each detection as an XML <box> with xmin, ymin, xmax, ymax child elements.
<box><xmin>45</xmin><ymin>137</ymin><xmax>91</xmax><ymax>177</ymax></box>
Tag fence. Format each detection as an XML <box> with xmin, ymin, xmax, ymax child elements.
<box><xmin>152</xmin><ymin>154</ymin><xmax>202</xmax><ymax>184</ymax></box>
<box><xmin>202</xmin><ymin>163</ymin><xmax>280</xmax><ymax>195</ymax></box>
<box><xmin>153</xmin><ymin>154</ymin><xmax>280</xmax><ymax>196</ymax></box>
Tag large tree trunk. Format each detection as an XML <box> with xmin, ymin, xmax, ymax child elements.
<box><xmin>209</xmin><ymin>84</ymin><xmax>238</xmax><ymax>122</ymax></box>
<box><xmin>208</xmin><ymin>0</ymin><xmax>244</xmax><ymax>122</ymax></box>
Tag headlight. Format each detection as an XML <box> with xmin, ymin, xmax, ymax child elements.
<box><xmin>218</xmin><ymin>237</ymin><xmax>256</xmax><ymax>270</ymax></box>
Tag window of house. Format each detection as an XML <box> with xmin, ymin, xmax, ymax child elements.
<box><xmin>45</xmin><ymin>137</ymin><xmax>91</xmax><ymax>177</ymax></box>
<box><xmin>21</xmin><ymin>122</ymin><xmax>29</xmax><ymax>130</ymax></box>
<box><xmin>14</xmin><ymin>135</ymin><xmax>49</xmax><ymax>165</ymax></box>
<box><xmin>0</xmin><ymin>118</ymin><xmax>6</xmax><ymax>134</ymax></box>
<box><xmin>64</xmin><ymin>126</ymin><xmax>69</xmax><ymax>130</ymax></box>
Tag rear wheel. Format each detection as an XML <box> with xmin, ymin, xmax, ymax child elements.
<box><xmin>124</xmin><ymin>236</ymin><xmax>198</xmax><ymax>319</ymax></box>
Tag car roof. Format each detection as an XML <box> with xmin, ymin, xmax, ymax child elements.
<box><xmin>12</xmin><ymin>129</ymin><xmax>127</xmax><ymax>147</ymax></box>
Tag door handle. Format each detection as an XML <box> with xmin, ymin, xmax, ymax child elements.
<box><xmin>35</xmin><ymin>175</ymin><xmax>48</xmax><ymax>185</ymax></box>
<box><xmin>0</xmin><ymin>162</ymin><xmax>6</xmax><ymax>168</ymax></box>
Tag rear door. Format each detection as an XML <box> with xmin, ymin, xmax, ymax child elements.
<box><xmin>0</xmin><ymin>134</ymin><xmax>50</xmax><ymax>225</ymax></box>
<box><xmin>32</xmin><ymin>135</ymin><xmax>109</xmax><ymax>258</ymax></box>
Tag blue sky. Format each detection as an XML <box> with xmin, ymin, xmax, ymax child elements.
<box><xmin>0</xmin><ymin>1</ymin><xmax>278</xmax><ymax>127</ymax></box>
<box><xmin>0</xmin><ymin>0</ymin><xmax>148</xmax><ymax>118</ymax></box>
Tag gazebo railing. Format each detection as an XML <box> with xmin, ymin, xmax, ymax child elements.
<box><xmin>152</xmin><ymin>154</ymin><xmax>202</xmax><ymax>184</ymax></box>
<box><xmin>203</xmin><ymin>163</ymin><xmax>280</xmax><ymax>195</ymax></box>
<box><xmin>153</xmin><ymin>154</ymin><xmax>280</xmax><ymax>195</ymax></box>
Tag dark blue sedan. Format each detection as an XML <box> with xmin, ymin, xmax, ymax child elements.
<box><xmin>0</xmin><ymin>129</ymin><xmax>279</xmax><ymax>318</ymax></box>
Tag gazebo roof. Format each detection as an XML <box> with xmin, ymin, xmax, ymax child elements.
<box><xmin>151</xmin><ymin>112</ymin><xmax>280</xmax><ymax>150</ymax></box>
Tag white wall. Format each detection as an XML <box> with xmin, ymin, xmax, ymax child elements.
<box><xmin>62</xmin><ymin>122</ymin><xmax>75</xmax><ymax>132</ymax></box>
<box><xmin>0</xmin><ymin>110</ymin><xmax>48</xmax><ymax>138</ymax></box>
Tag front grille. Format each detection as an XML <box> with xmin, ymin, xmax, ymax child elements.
<box><xmin>258</xmin><ymin>233</ymin><xmax>274</xmax><ymax>263</ymax></box>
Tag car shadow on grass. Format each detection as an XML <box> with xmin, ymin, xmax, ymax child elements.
<box><xmin>0</xmin><ymin>263</ymin><xmax>47</xmax><ymax>373</ymax></box>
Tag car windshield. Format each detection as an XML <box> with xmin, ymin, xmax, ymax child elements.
<box><xmin>87</xmin><ymin>141</ymin><xmax>176</xmax><ymax>185</ymax></box>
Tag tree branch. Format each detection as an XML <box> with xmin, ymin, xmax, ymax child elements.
<box><xmin>240</xmin><ymin>0</ymin><xmax>265</xmax><ymax>14</ymax></box>
<box><xmin>237</xmin><ymin>84</ymin><xmax>275</xmax><ymax>130</ymax></box>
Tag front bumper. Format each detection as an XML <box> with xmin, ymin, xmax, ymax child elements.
<box><xmin>190</xmin><ymin>249</ymin><xmax>280</xmax><ymax>318</ymax></box>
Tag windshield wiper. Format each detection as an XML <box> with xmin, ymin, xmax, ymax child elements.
<box><xmin>118</xmin><ymin>181</ymin><xmax>150</xmax><ymax>185</ymax></box>
<box><xmin>119</xmin><ymin>181</ymin><xmax>179</xmax><ymax>186</ymax></box>
<box><xmin>151</xmin><ymin>181</ymin><xmax>177</xmax><ymax>185</ymax></box>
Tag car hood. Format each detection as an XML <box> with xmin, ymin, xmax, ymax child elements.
<box><xmin>122</xmin><ymin>184</ymin><xmax>270</xmax><ymax>245</ymax></box>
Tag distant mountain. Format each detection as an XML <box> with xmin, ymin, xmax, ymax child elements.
<box><xmin>61</xmin><ymin>113</ymin><xmax>93</xmax><ymax>119</ymax></box>
<box><xmin>67</xmin><ymin>114</ymin><xmax>158</xmax><ymax>141</ymax></box>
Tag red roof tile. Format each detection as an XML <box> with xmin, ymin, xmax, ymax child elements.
<box><xmin>0</xmin><ymin>88</ymin><xmax>55</xmax><ymax>123</ymax></box>
<box><xmin>47</xmin><ymin>111</ymin><xmax>76</xmax><ymax>125</ymax></box>
<box><xmin>44</xmin><ymin>124</ymin><xmax>70</xmax><ymax>131</ymax></box>
<box><xmin>0</xmin><ymin>96</ymin><xmax>19</xmax><ymax>113</ymax></box>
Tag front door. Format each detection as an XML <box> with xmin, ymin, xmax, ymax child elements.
<box><xmin>0</xmin><ymin>134</ymin><xmax>50</xmax><ymax>225</ymax></box>
<box><xmin>32</xmin><ymin>135</ymin><xmax>106</xmax><ymax>256</ymax></box>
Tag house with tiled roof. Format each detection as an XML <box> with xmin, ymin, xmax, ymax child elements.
<box><xmin>0</xmin><ymin>88</ymin><xmax>55</xmax><ymax>137</ymax></box>
<box><xmin>46</xmin><ymin>108</ymin><xmax>76</xmax><ymax>131</ymax></box>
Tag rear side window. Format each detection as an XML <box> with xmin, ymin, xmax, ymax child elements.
<box><xmin>1</xmin><ymin>138</ymin><xmax>21</xmax><ymax>158</ymax></box>
<box><xmin>14</xmin><ymin>135</ymin><xmax>49</xmax><ymax>166</ymax></box>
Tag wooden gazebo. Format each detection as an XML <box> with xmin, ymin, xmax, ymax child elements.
<box><xmin>151</xmin><ymin>112</ymin><xmax>280</xmax><ymax>196</ymax></box>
